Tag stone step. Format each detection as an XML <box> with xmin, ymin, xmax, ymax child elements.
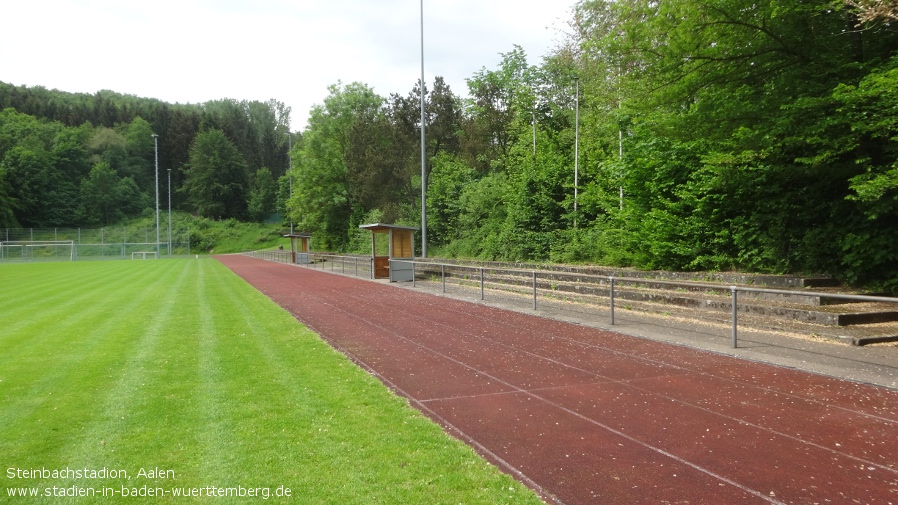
<box><xmin>416</xmin><ymin>259</ymin><xmax>840</xmax><ymax>289</ymax></box>
<box><xmin>414</xmin><ymin>263</ymin><xmax>898</xmax><ymax>328</ymax></box>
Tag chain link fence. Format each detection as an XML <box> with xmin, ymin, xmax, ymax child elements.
<box><xmin>0</xmin><ymin>227</ymin><xmax>193</xmax><ymax>262</ymax></box>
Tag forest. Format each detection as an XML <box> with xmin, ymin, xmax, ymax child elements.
<box><xmin>0</xmin><ymin>87</ymin><xmax>292</xmax><ymax>226</ymax></box>
<box><xmin>1</xmin><ymin>0</ymin><xmax>897</xmax><ymax>291</ymax></box>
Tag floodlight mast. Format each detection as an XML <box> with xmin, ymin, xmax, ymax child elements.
<box><xmin>574</xmin><ymin>76</ymin><xmax>579</xmax><ymax>229</ymax></box>
<box><xmin>152</xmin><ymin>133</ymin><xmax>160</xmax><ymax>258</ymax></box>
<box><xmin>287</xmin><ymin>132</ymin><xmax>293</xmax><ymax>235</ymax></box>
<box><xmin>420</xmin><ymin>0</ymin><xmax>427</xmax><ymax>258</ymax></box>
<box><xmin>168</xmin><ymin>168</ymin><xmax>172</xmax><ymax>256</ymax></box>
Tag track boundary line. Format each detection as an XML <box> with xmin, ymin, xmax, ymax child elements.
<box><xmin>219</xmin><ymin>256</ymin><xmax>898</xmax><ymax>504</ymax></box>
<box><xmin>300</xmin><ymin>290</ymin><xmax>790</xmax><ymax>503</ymax></box>
<box><xmin>319</xmin><ymin>267</ymin><xmax>898</xmax><ymax>425</ymax></box>
<box><xmin>292</xmin><ymin>269</ymin><xmax>898</xmax><ymax>477</ymax></box>
<box><xmin>296</xmin><ymin>315</ymin><xmax>568</xmax><ymax>505</ymax></box>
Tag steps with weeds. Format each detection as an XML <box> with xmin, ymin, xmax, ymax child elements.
<box><xmin>412</xmin><ymin>261</ymin><xmax>898</xmax><ymax>346</ymax></box>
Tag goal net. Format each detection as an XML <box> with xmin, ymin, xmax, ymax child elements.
<box><xmin>131</xmin><ymin>251</ymin><xmax>158</xmax><ymax>260</ymax></box>
<box><xmin>0</xmin><ymin>240</ymin><xmax>75</xmax><ymax>261</ymax></box>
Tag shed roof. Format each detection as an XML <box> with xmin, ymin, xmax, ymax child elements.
<box><xmin>358</xmin><ymin>223</ymin><xmax>419</xmax><ymax>232</ymax></box>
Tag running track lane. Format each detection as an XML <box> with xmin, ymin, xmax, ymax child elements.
<box><xmin>217</xmin><ymin>255</ymin><xmax>898</xmax><ymax>504</ymax></box>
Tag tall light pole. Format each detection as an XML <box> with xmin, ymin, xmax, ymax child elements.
<box><xmin>167</xmin><ymin>168</ymin><xmax>172</xmax><ymax>256</ymax></box>
<box><xmin>532</xmin><ymin>110</ymin><xmax>536</xmax><ymax>167</ymax></box>
<box><xmin>152</xmin><ymin>133</ymin><xmax>160</xmax><ymax>257</ymax></box>
<box><xmin>420</xmin><ymin>0</ymin><xmax>427</xmax><ymax>258</ymax></box>
<box><xmin>574</xmin><ymin>77</ymin><xmax>580</xmax><ymax>229</ymax></box>
<box><xmin>618</xmin><ymin>63</ymin><xmax>624</xmax><ymax>211</ymax></box>
<box><xmin>286</xmin><ymin>132</ymin><xmax>293</xmax><ymax>234</ymax></box>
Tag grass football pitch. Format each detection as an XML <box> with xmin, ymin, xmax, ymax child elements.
<box><xmin>0</xmin><ymin>258</ymin><xmax>544</xmax><ymax>504</ymax></box>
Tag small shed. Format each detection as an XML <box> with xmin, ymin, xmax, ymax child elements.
<box><xmin>283</xmin><ymin>232</ymin><xmax>312</xmax><ymax>264</ymax></box>
<box><xmin>358</xmin><ymin>223</ymin><xmax>418</xmax><ymax>281</ymax></box>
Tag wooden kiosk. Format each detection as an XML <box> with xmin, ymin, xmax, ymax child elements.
<box><xmin>283</xmin><ymin>232</ymin><xmax>312</xmax><ymax>264</ymax></box>
<box><xmin>358</xmin><ymin>223</ymin><xmax>418</xmax><ymax>281</ymax></box>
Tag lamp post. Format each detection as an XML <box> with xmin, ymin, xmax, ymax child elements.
<box><xmin>574</xmin><ymin>76</ymin><xmax>579</xmax><ymax>229</ymax></box>
<box><xmin>532</xmin><ymin>110</ymin><xmax>536</xmax><ymax>167</ymax></box>
<box><xmin>152</xmin><ymin>133</ymin><xmax>160</xmax><ymax>257</ymax></box>
<box><xmin>618</xmin><ymin>62</ymin><xmax>624</xmax><ymax>211</ymax></box>
<box><xmin>167</xmin><ymin>168</ymin><xmax>172</xmax><ymax>256</ymax></box>
<box><xmin>286</xmin><ymin>132</ymin><xmax>293</xmax><ymax>235</ymax></box>
<box><xmin>420</xmin><ymin>0</ymin><xmax>427</xmax><ymax>258</ymax></box>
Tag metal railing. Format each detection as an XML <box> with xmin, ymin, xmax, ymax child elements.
<box><xmin>398</xmin><ymin>260</ymin><xmax>898</xmax><ymax>349</ymax></box>
<box><xmin>248</xmin><ymin>252</ymin><xmax>898</xmax><ymax>348</ymax></box>
<box><xmin>245</xmin><ymin>250</ymin><xmax>293</xmax><ymax>263</ymax></box>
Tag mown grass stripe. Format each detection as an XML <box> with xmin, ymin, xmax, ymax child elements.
<box><xmin>0</xmin><ymin>262</ymin><xmax>184</xmax><ymax>448</ymax></box>
<box><xmin>0</xmin><ymin>261</ymin><xmax>169</xmax><ymax>355</ymax></box>
<box><xmin>60</xmin><ymin>260</ymin><xmax>191</xmax><ymax>478</ymax></box>
<box><xmin>0</xmin><ymin>259</ymin><xmax>545</xmax><ymax>505</ymax></box>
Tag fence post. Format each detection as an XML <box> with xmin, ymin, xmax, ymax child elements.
<box><xmin>731</xmin><ymin>286</ymin><xmax>738</xmax><ymax>348</ymax></box>
<box><xmin>441</xmin><ymin>265</ymin><xmax>446</xmax><ymax>293</ymax></box>
<box><xmin>412</xmin><ymin>262</ymin><xmax>416</xmax><ymax>287</ymax></box>
<box><xmin>480</xmin><ymin>267</ymin><xmax>484</xmax><ymax>300</ymax></box>
<box><xmin>532</xmin><ymin>271</ymin><xmax>537</xmax><ymax>310</ymax></box>
<box><xmin>610</xmin><ymin>276</ymin><xmax>616</xmax><ymax>325</ymax></box>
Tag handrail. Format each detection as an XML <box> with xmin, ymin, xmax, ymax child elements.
<box><xmin>400</xmin><ymin>260</ymin><xmax>898</xmax><ymax>349</ymax></box>
<box><xmin>248</xmin><ymin>251</ymin><xmax>898</xmax><ymax>348</ymax></box>
<box><xmin>409</xmin><ymin>260</ymin><xmax>898</xmax><ymax>303</ymax></box>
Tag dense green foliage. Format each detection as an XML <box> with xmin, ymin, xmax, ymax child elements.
<box><xmin>107</xmin><ymin>212</ymin><xmax>289</xmax><ymax>254</ymax></box>
<box><xmin>0</xmin><ymin>86</ymin><xmax>291</xmax><ymax>226</ymax></box>
<box><xmin>284</xmin><ymin>0</ymin><xmax>898</xmax><ymax>291</ymax></box>
<box><xmin>3</xmin><ymin>0</ymin><xmax>897</xmax><ymax>290</ymax></box>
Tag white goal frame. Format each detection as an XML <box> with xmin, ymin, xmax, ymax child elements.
<box><xmin>1</xmin><ymin>240</ymin><xmax>74</xmax><ymax>261</ymax></box>
<box><xmin>131</xmin><ymin>251</ymin><xmax>158</xmax><ymax>260</ymax></box>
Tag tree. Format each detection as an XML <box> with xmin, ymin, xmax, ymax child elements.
<box><xmin>291</xmin><ymin>82</ymin><xmax>383</xmax><ymax>250</ymax></box>
<box><xmin>248</xmin><ymin>167</ymin><xmax>277</xmax><ymax>222</ymax></box>
<box><xmin>0</xmin><ymin>163</ymin><xmax>19</xmax><ymax>227</ymax></box>
<box><xmin>247</xmin><ymin>99</ymin><xmax>292</xmax><ymax>178</ymax></box>
<box><xmin>463</xmin><ymin>46</ymin><xmax>534</xmax><ymax>172</ymax></box>
<box><xmin>182</xmin><ymin>128</ymin><xmax>248</xmax><ymax>220</ymax></box>
<box><xmin>122</xmin><ymin>116</ymin><xmax>155</xmax><ymax>192</ymax></box>
<box><xmin>0</xmin><ymin>109</ymin><xmax>93</xmax><ymax>226</ymax></box>
<box><xmin>565</xmin><ymin>0</ymin><xmax>898</xmax><ymax>286</ymax></box>
<box><xmin>78</xmin><ymin>162</ymin><xmax>143</xmax><ymax>225</ymax></box>
<box><xmin>845</xmin><ymin>0</ymin><xmax>898</xmax><ymax>23</ymax></box>
<box><xmin>426</xmin><ymin>152</ymin><xmax>476</xmax><ymax>246</ymax></box>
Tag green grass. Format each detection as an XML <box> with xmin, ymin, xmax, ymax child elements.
<box><xmin>0</xmin><ymin>259</ymin><xmax>544</xmax><ymax>504</ymax></box>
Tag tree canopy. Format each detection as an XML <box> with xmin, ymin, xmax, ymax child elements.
<box><xmin>3</xmin><ymin>0</ymin><xmax>897</xmax><ymax>291</ymax></box>
<box><xmin>0</xmin><ymin>85</ymin><xmax>291</xmax><ymax>226</ymax></box>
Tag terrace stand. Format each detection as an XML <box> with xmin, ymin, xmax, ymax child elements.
<box><xmin>358</xmin><ymin>223</ymin><xmax>418</xmax><ymax>282</ymax></box>
<box><xmin>283</xmin><ymin>233</ymin><xmax>312</xmax><ymax>264</ymax></box>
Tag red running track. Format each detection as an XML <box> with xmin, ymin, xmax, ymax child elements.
<box><xmin>217</xmin><ymin>255</ymin><xmax>898</xmax><ymax>504</ymax></box>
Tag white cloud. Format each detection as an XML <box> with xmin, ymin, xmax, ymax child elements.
<box><xmin>1</xmin><ymin>0</ymin><xmax>574</xmax><ymax>130</ymax></box>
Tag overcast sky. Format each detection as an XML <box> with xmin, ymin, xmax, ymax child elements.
<box><xmin>2</xmin><ymin>0</ymin><xmax>574</xmax><ymax>131</ymax></box>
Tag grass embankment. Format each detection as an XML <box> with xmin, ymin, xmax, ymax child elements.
<box><xmin>0</xmin><ymin>259</ymin><xmax>544</xmax><ymax>504</ymax></box>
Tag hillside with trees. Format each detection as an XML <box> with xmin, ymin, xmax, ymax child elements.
<box><xmin>0</xmin><ymin>86</ymin><xmax>292</xmax><ymax>227</ymax></box>
<box><xmin>2</xmin><ymin>0</ymin><xmax>897</xmax><ymax>291</ymax></box>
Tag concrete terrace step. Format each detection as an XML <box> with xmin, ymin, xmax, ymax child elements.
<box><xmin>411</xmin><ymin>260</ymin><xmax>898</xmax><ymax>345</ymax></box>
<box><xmin>416</xmin><ymin>259</ymin><xmax>841</xmax><ymax>288</ymax></box>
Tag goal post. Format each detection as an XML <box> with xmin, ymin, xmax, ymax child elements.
<box><xmin>131</xmin><ymin>251</ymin><xmax>158</xmax><ymax>260</ymax></box>
<box><xmin>1</xmin><ymin>240</ymin><xmax>74</xmax><ymax>261</ymax></box>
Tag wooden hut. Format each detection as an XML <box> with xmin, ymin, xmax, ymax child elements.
<box><xmin>358</xmin><ymin>223</ymin><xmax>418</xmax><ymax>281</ymax></box>
<box><xmin>283</xmin><ymin>232</ymin><xmax>312</xmax><ymax>264</ymax></box>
